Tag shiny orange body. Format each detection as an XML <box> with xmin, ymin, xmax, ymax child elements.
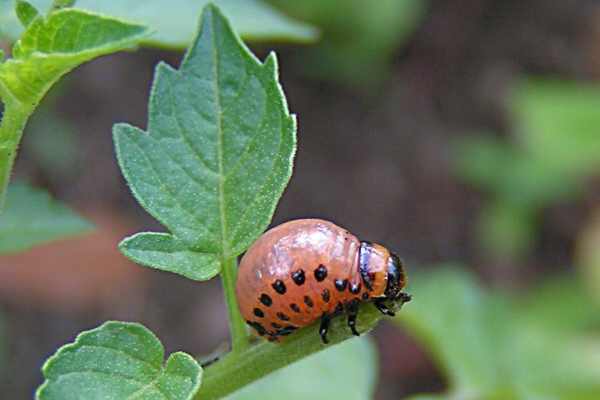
<box><xmin>236</xmin><ymin>219</ymin><xmax>393</xmax><ymax>341</ymax></box>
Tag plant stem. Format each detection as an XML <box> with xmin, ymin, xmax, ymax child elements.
<box><xmin>220</xmin><ymin>257</ymin><xmax>250</xmax><ymax>352</ymax></box>
<box><xmin>0</xmin><ymin>97</ymin><xmax>30</xmax><ymax>210</ymax></box>
<box><xmin>196</xmin><ymin>302</ymin><xmax>390</xmax><ymax>400</ymax></box>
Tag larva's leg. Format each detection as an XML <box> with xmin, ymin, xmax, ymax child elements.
<box><xmin>319</xmin><ymin>313</ymin><xmax>331</xmax><ymax>344</ymax></box>
<box><xmin>347</xmin><ymin>299</ymin><xmax>360</xmax><ymax>336</ymax></box>
<box><xmin>399</xmin><ymin>292</ymin><xmax>412</xmax><ymax>304</ymax></box>
<box><xmin>374</xmin><ymin>299</ymin><xmax>396</xmax><ymax>317</ymax></box>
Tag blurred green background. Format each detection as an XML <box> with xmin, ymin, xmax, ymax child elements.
<box><xmin>1</xmin><ymin>0</ymin><xmax>600</xmax><ymax>399</ymax></box>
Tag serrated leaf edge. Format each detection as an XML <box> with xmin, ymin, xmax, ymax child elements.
<box><xmin>114</xmin><ymin>4</ymin><xmax>296</xmax><ymax>261</ymax></box>
<box><xmin>36</xmin><ymin>321</ymin><xmax>203</xmax><ymax>400</ymax></box>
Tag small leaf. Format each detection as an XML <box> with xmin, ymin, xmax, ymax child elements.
<box><xmin>225</xmin><ymin>337</ymin><xmax>377</xmax><ymax>400</ymax></box>
<box><xmin>15</xmin><ymin>0</ymin><xmax>39</xmax><ymax>27</ymax></box>
<box><xmin>120</xmin><ymin>232</ymin><xmax>220</xmax><ymax>281</ymax></box>
<box><xmin>36</xmin><ymin>321</ymin><xmax>203</xmax><ymax>400</ymax></box>
<box><xmin>114</xmin><ymin>4</ymin><xmax>296</xmax><ymax>278</ymax></box>
<box><xmin>0</xmin><ymin>183</ymin><xmax>92</xmax><ymax>253</ymax></box>
<box><xmin>0</xmin><ymin>5</ymin><xmax>149</xmax><ymax>207</ymax></box>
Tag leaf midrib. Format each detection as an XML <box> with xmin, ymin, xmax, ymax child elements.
<box><xmin>210</xmin><ymin>13</ymin><xmax>229</xmax><ymax>259</ymax></box>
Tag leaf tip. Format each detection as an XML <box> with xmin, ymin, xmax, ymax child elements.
<box><xmin>264</xmin><ymin>51</ymin><xmax>279</xmax><ymax>72</ymax></box>
<box><xmin>15</xmin><ymin>0</ymin><xmax>40</xmax><ymax>27</ymax></box>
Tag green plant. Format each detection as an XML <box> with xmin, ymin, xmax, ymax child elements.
<box><xmin>35</xmin><ymin>5</ymin><xmax>394</xmax><ymax>399</ymax></box>
<box><xmin>0</xmin><ymin>0</ymin><xmax>149</xmax><ymax>209</ymax></box>
<box><xmin>0</xmin><ymin>0</ymin><xmax>315</xmax><ymax>253</ymax></box>
<box><xmin>454</xmin><ymin>79</ymin><xmax>600</xmax><ymax>260</ymax></box>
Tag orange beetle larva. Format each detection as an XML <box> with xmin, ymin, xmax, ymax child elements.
<box><xmin>235</xmin><ymin>219</ymin><xmax>411</xmax><ymax>343</ymax></box>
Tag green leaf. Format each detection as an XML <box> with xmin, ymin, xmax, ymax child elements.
<box><xmin>225</xmin><ymin>337</ymin><xmax>377</xmax><ymax>400</ymax></box>
<box><xmin>0</xmin><ymin>182</ymin><xmax>92</xmax><ymax>253</ymax></box>
<box><xmin>15</xmin><ymin>0</ymin><xmax>39</xmax><ymax>27</ymax></box>
<box><xmin>114</xmin><ymin>4</ymin><xmax>296</xmax><ymax>278</ymax></box>
<box><xmin>0</xmin><ymin>4</ymin><xmax>149</xmax><ymax>208</ymax></box>
<box><xmin>36</xmin><ymin>321</ymin><xmax>203</xmax><ymax>400</ymax></box>
<box><xmin>1</xmin><ymin>0</ymin><xmax>319</xmax><ymax>45</ymax></box>
<box><xmin>119</xmin><ymin>232</ymin><xmax>220</xmax><ymax>281</ymax></box>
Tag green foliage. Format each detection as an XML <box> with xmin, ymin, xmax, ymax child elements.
<box><xmin>33</xmin><ymin>5</ymin><xmax>402</xmax><ymax>400</ymax></box>
<box><xmin>225</xmin><ymin>337</ymin><xmax>377</xmax><ymax>400</ymax></box>
<box><xmin>114</xmin><ymin>0</ymin><xmax>295</xmax><ymax>357</ymax></box>
<box><xmin>119</xmin><ymin>232</ymin><xmax>221</xmax><ymax>281</ymax></box>
<box><xmin>0</xmin><ymin>182</ymin><xmax>91</xmax><ymax>253</ymax></box>
<box><xmin>15</xmin><ymin>0</ymin><xmax>39</xmax><ymax>26</ymax></box>
<box><xmin>267</xmin><ymin>0</ymin><xmax>426</xmax><ymax>85</ymax></box>
<box><xmin>396</xmin><ymin>266</ymin><xmax>600</xmax><ymax>400</ymax></box>
<box><xmin>454</xmin><ymin>79</ymin><xmax>600</xmax><ymax>259</ymax></box>
<box><xmin>114</xmin><ymin>4</ymin><xmax>295</xmax><ymax>276</ymax></box>
<box><xmin>0</xmin><ymin>0</ymin><xmax>318</xmax><ymax>46</ymax></box>
<box><xmin>0</xmin><ymin>0</ymin><xmax>149</xmax><ymax>208</ymax></box>
<box><xmin>36</xmin><ymin>321</ymin><xmax>202</xmax><ymax>400</ymax></box>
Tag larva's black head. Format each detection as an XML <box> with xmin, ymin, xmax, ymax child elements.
<box><xmin>384</xmin><ymin>253</ymin><xmax>410</xmax><ymax>302</ymax></box>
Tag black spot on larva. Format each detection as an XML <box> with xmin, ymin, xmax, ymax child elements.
<box><xmin>314</xmin><ymin>264</ymin><xmax>328</xmax><ymax>281</ymax></box>
<box><xmin>271</xmin><ymin>322</ymin><xmax>282</xmax><ymax>329</ymax></box>
<box><xmin>259</xmin><ymin>293</ymin><xmax>272</xmax><ymax>307</ymax></box>
<box><xmin>304</xmin><ymin>295</ymin><xmax>314</xmax><ymax>308</ymax></box>
<box><xmin>290</xmin><ymin>303</ymin><xmax>301</xmax><ymax>313</ymax></box>
<box><xmin>272</xmin><ymin>279</ymin><xmax>286</xmax><ymax>294</ymax></box>
<box><xmin>362</xmin><ymin>292</ymin><xmax>369</xmax><ymax>300</ymax></box>
<box><xmin>292</xmin><ymin>269</ymin><xmax>305</xmax><ymax>285</ymax></box>
<box><xmin>335</xmin><ymin>279</ymin><xmax>348</xmax><ymax>292</ymax></box>
<box><xmin>350</xmin><ymin>282</ymin><xmax>361</xmax><ymax>295</ymax></box>
<box><xmin>277</xmin><ymin>312</ymin><xmax>290</xmax><ymax>321</ymax></box>
<box><xmin>246</xmin><ymin>320</ymin><xmax>266</xmax><ymax>336</ymax></box>
<box><xmin>321</xmin><ymin>288</ymin><xmax>330</xmax><ymax>303</ymax></box>
<box><xmin>335</xmin><ymin>302</ymin><xmax>344</xmax><ymax>313</ymax></box>
<box><xmin>253</xmin><ymin>308</ymin><xmax>264</xmax><ymax>318</ymax></box>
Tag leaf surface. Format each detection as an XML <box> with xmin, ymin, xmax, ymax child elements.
<box><xmin>37</xmin><ymin>321</ymin><xmax>203</xmax><ymax>400</ymax></box>
<box><xmin>114</xmin><ymin>4</ymin><xmax>296</xmax><ymax>279</ymax></box>
<box><xmin>0</xmin><ymin>1</ymin><xmax>149</xmax><ymax>207</ymax></box>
